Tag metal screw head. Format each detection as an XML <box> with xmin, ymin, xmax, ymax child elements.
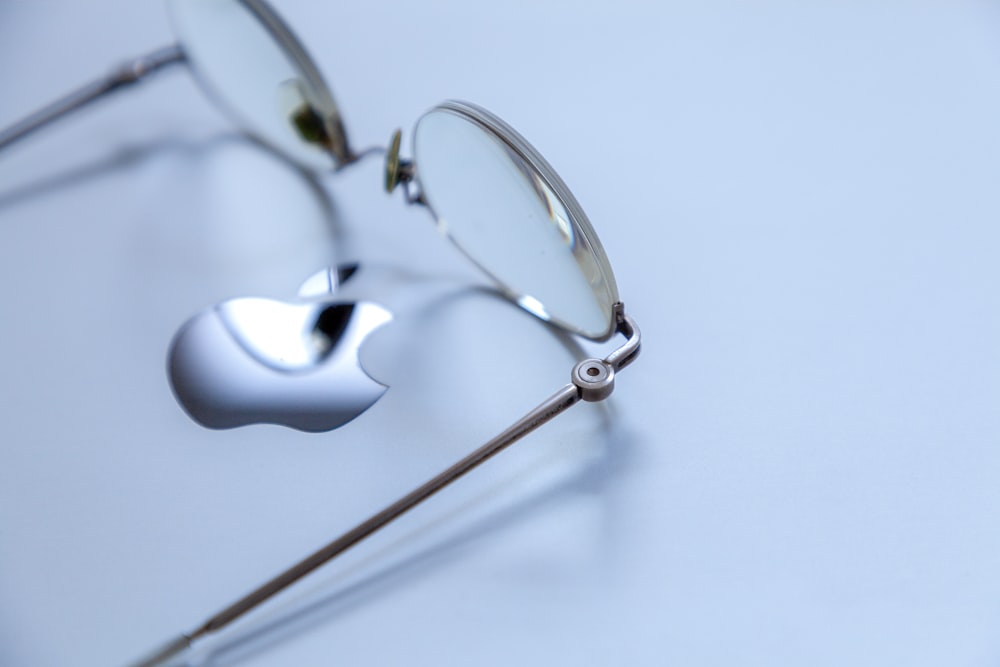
<box><xmin>572</xmin><ymin>359</ymin><xmax>615</xmax><ymax>402</ymax></box>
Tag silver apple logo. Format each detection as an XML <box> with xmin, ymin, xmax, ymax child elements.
<box><xmin>168</xmin><ymin>267</ymin><xmax>392</xmax><ymax>433</ymax></box>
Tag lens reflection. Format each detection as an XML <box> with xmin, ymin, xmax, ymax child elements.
<box><xmin>169</xmin><ymin>0</ymin><xmax>347</xmax><ymax>169</ymax></box>
<box><xmin>413</xmin><ymin>104</ymin><xmax>619</xmax><ymax>340</ymax></box>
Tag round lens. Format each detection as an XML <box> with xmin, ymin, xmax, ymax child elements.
<box><xmin>168</xmin><ymin>0</ymin><xmax>350</xmax><ymax>170</ymax></box>
<box><xmin>413</xmin><ymin>102</ymin><xmax>620</xmax><ymax>340</ymax></box>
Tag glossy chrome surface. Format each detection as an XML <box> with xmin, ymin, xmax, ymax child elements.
<box><xmin>169</xmin><ymin>294</ymin><xmax>391</xmax><ymax>433</ymax></box>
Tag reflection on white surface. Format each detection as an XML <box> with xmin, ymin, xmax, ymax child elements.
<box><xmin>217</xmin><ymin>297</ymin><xmax>332</xmax><ymax>371</ymax></box>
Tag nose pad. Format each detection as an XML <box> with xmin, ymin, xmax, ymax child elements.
<box><xmin>279</xmin><ymin>79</ymin><xmax>333</xmax><ymax>149</ymax></box>
<box><xmin>276</xmin><ymin>76</ymin><xmax>353</xmax><ymax>166</ymax></box>
<box><xmin>168</xmin><ymin>266</ymin><xmax>392</xmax><ymax>433</ymax></box>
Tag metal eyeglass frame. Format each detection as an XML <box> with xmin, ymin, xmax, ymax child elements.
<box><xmin>0</xmin><ymin>2</ymin><xmax>642</xmax><ymax>665</ymax></box>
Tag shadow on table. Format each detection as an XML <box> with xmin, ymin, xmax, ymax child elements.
<box><xmin>181</xmin><ymin>291</ymin><xmax>638</xmax><ymax>667</ymax></box>
<box><xmin>0</xmin><ymin>132</ymin><xmax>345</xmax><ymax>235</ymax></box>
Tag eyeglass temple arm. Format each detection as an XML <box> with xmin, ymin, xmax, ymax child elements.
<box><xmin>0</xmin><ymin>44</ymin><xmax>186</xmax><ymax>152</ymax></box>
<box><xmin>127</xmin><ymin>310</ymin><xmax>641</xmax><ymax>667</ymax></box>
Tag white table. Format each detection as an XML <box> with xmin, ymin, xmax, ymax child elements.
<box><xmin>1</xmin><ymin>2</ymin><xmax>998</xmax><ymax>665</ymax></box>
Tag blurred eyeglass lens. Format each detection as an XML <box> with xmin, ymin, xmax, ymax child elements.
<box><xmin>169</xmin><ymin>0</ymin><xmax>336</xmax><ymax>170</ymax></box>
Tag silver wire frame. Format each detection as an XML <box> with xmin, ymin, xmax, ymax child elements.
<box><xmin>130</xmin><ymin>310</ymin><xmax>640</xmax><ymax>667</ymax></box>
<box><xmin>0</xmin><ymin>45</ymin><xmax>186</xmax><ymax>151</ymax></box>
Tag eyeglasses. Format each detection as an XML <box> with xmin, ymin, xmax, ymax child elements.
<box><xmin>1</xmin><ymin>0</ymin><xmax>353</xmax><ymax>169</ymax></box>
<box><xmin>4</xmin><ymin>1</ymin><xmax>642</xmax><ymax>665</ymax></box>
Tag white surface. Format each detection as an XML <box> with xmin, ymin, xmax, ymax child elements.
<box><xmin>1</xmin><ymin>1</ymin><xmax>999</xmax><ymax>666</ymax></box>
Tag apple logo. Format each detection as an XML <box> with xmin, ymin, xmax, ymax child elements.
<box><xmin>168</xmin><ymin>266</ymin><xmax>392</xmax><ymax>432</ymax></box>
